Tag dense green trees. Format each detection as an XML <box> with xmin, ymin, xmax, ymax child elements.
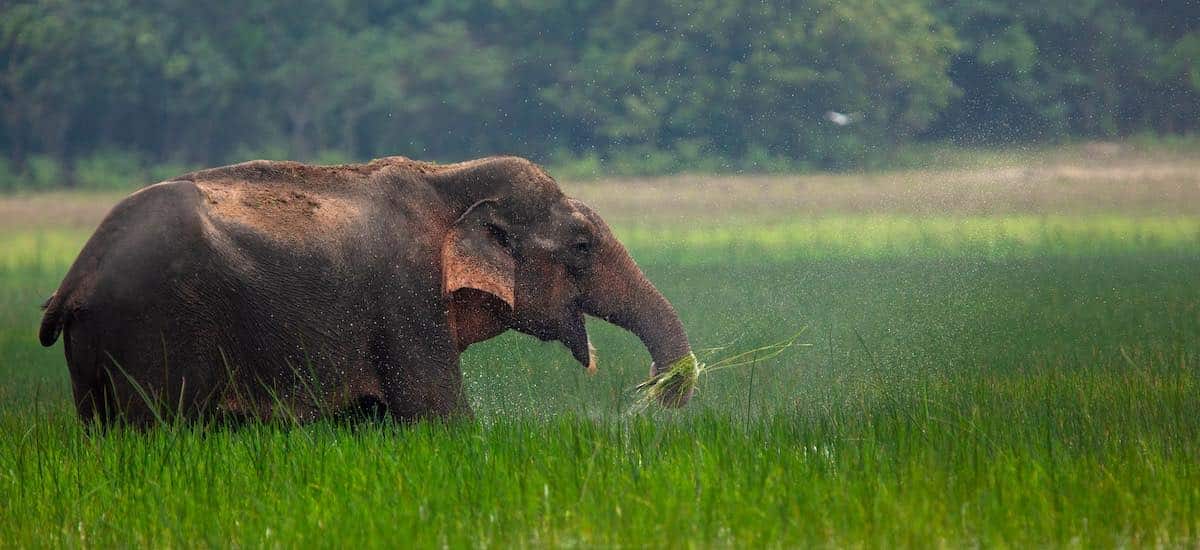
<box><xmin>930</xmin><ymin>0</ymin><xmax>1200</xmax><ymax>141</ymax></box>
<box><xmin>0</xmin><ymin>0</ymin><xmax>1195</xmax><ymax>186</ymax></box>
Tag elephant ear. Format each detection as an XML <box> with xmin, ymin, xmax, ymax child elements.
<box><xmin>442</xmin><ymin>199</ymin><xmax>515</xmax><ymax>309</ymax></box>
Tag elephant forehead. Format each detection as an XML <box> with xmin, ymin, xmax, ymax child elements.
<box><xmin>567</xmin><ymin>210</ymin><xmax>592</xmax><ymax>230</ymax></box>
<box><xmin>546</xmin><ymin>201</ymin><xmax>588</xmax><ymax>224</ymax></box>
<box><xmin>527</xmin><ymin>235</ymin><xmax>558</xmax><ymax>252</ymax></box>
<box><xmin>528</xmin><ymin>209</ymin><xmax>589</xmax><ymax>242</ymax></box>
<box><xmin>505</xmin><ymin>197</ymin><xmax>571</xmax><ymax>228</ymax></box>
<box><xmin>499</xmin><ymin>164</ymin><xmax>562</xmax><ymax>203</ymax></box>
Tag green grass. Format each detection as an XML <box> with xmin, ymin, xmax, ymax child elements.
<box><xmin>1</xmin><ymin>213</ymin><xmax>1199</xmax><ymax>546</ymax></box>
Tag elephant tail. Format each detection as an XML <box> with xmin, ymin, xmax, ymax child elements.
<box><xmin>39</xmin><ymin>292</ymin><xmax>65</xmax><ymax>347</ymax></box>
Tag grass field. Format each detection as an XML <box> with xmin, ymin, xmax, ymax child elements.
<box><xmin>1</xmin><ymin>143</ymin><xmax>1199</xmax><ymax>546</ymax></box>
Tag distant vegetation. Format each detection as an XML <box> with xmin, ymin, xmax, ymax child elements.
<box><xmin>1</xmin><ymin>0</ymin><xmax>1198</xmax><ymax>188</ymax></box>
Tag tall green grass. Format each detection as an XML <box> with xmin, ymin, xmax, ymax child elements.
<box><xmin>1</xmin><ymin>216</ymin><xmax>1198</xmax><ymax>546</ymax></box>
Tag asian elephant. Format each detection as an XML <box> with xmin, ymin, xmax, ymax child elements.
<box><xmin>38</xmin><ymin>156</ymin><xmax>694</xmax><ymax>425</ymax></box>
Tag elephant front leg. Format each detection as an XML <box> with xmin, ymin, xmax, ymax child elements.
<box><xmin>378</xmin><ymin>342</ymin><xmax>472</xmax><ymax>422</ymax></box>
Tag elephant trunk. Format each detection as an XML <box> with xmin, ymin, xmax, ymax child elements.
<box><xmin>583</xmin><ymin>247</ymin><xmax>694</xmax><ymax>407</ymax></box>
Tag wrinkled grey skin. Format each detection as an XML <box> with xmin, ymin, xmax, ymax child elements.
<box><xmin>39</xmin><ymin>156</ymin><xmax>693</xmax><ymax>425</ymax></box>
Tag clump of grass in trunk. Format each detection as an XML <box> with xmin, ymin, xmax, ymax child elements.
<box><xmin>631</xmin><ymin>329</ymin><xmax>808</xmax><ymax>413</ymax></box>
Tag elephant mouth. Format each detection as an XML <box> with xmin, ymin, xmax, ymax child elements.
<box><xmin>513</xmin><ymin>308</ymin><xmax>592</xmax><ymax>370</ymax></box>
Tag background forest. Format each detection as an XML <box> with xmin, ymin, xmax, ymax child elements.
<box><xmin>2</xmin><ymin>0</ymin><xmax>1198</xmax><ymax>188</ymax></box>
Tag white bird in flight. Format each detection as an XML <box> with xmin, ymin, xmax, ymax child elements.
<box><xmin>825</xmin><ymin>111</ymin><xmax>853</xmax><ymax>126</ymax></box>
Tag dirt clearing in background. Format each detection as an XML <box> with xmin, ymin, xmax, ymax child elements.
<box><xmin>2</xmin><ymin>143</ymin><xmax>1197</xmax><ymax>233</ymax></box>
<box><xmin>571</xmin><ymin>144</ymin><xmax>1200</xmax><ymax>226</ymax></box>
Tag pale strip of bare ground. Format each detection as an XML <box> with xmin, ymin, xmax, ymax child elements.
<box><xmin>1</xmin><ymin>143</ymin><xmax>1197</xmax><ymax>232</ymax></box>
<box><xmin>568</xmin><ymin>143</ymin><xmax>1200</xmax><ymax>226</ymax></box>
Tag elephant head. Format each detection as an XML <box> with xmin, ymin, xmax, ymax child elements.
<box><xmin>432</xmin><ymin>157</ymin><xmax>694</xmax><ymax>407</ymax></box>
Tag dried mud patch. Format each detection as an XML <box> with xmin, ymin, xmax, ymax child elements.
<box><xmin>197</xmin><ymin>183</ymin><xmax>360</xmax><ymax>244</ymax></box>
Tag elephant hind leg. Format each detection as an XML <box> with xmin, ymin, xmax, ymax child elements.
<box><xmin>68</xmin><ymin>365</ymin><xmax>160</xmax><ymax>427</ymax></box>
<box><xmin>69</xmin><ymin>368</ymin><xmax>163</xmax><ymax>428</ymax></box>
<box><xmin>63</xmin><ymin>326</ymin><xmax>191</xmax><ymax>428</ymax></box>
<box><xmin>69</xmin><ymin>375</ymin><xmax>108</xmax><ymax>426</ymax></box>
<box><xmin>64</xmin><ymin>331</ymin><xmax>115</xmax><ymax>425</ymax></box>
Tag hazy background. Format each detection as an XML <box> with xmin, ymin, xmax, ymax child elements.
<box><xmin>1</xmin><ymin>0</ymin><xmax>1197</xmax><ymax>190</ymax></box>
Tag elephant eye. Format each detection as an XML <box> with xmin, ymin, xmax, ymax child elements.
<box><xmin>488</xmin><ymin>224</ymin><xmax>510</xmax><ymax>248</ymax></box>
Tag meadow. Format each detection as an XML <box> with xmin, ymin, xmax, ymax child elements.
<box><xmin>1</xmin><ymin>144</ymin><xmax>1198</xmax><ymax>546</ymax></box>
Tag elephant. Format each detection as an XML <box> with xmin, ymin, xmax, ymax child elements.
<box><xmin>38</xmin><ymin>156</ymin><xmax>694</xmax><ymax>425</ymax></box>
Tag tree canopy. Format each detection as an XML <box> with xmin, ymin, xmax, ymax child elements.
<box><xmin>1</xmin><ymin>0</ymin><xmax>1196</xmax><ymax>184</ymax></box>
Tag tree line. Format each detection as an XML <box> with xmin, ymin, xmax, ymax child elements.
<box><xmin>1</xmin><ymin>0</ymin><xmax>1197</xmax><ymax>187</ymax></box>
